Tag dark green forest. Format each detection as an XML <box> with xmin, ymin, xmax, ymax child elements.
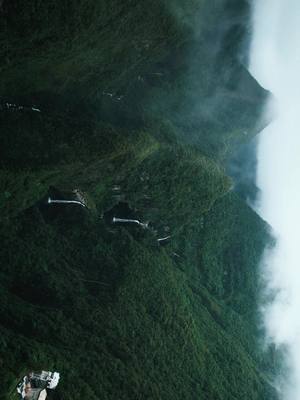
<box><xmin>0</xmin><ymin>1</ymin><xmax>279</xmax><ymax>399</ymax></box>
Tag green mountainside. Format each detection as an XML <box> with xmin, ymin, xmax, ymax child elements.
<box><xmin>0</xmin><ymin>1</ymin><xmax>279</xmax><ymax>399</ymax></box>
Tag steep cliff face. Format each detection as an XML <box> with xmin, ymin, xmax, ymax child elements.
<box><xmin>0</xmin><ymin>1</ymin><xmax>278</xmax><ymax>400</ymax></box>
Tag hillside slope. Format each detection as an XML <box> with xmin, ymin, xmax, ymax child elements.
<box><xmin>0</xmin><ymin>1</ymin><xmax>278</xmax><ymax>399</ymax></box>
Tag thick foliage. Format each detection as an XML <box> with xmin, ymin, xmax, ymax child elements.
<box><xmin>0</xmin><ymin>1</ymin><xmax>278</xmax><ymax>399</ymax></box>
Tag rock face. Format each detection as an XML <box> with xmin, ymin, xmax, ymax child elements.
<box><xmin>0</xmin><ymin>2</ymin><xmax>278</xmax><ymax>400</ymax></box>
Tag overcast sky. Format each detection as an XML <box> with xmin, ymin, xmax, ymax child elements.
<box><xmin>250</xmin><ymin>1</ymin><xmax>300</xmax><ymax>399</ymax></box>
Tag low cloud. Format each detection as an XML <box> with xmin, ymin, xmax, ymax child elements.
<box><xmin>250</xmin><ymin>1</ymin><xmax>300</xmax><ymax>398</ymax></box>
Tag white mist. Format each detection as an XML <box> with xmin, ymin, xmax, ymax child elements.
<box><xmin>250</xmin><ymin>1</ymin><xmax>300</xmax><ymax>399</ymax></box>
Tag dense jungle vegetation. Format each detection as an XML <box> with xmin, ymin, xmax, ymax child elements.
<box><xmin>0</xmin><ymin>1</ymin><xmax>279</xmax><ymax>399</ymax></box>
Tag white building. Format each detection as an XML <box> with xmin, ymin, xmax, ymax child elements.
<box><xmin>17</xmin><ymin>371</ymin><xmax>60</xmax><ymax>400</ymax></box>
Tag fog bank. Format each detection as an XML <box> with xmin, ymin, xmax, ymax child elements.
<box><xmin>250</xmin><ymin>1</ymin><xmax>300</xmax><ymax>399</ymax></box>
